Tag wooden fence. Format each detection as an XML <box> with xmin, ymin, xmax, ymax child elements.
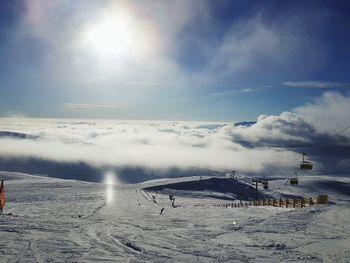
<box><xmin>218</xmin><ymin>195</ymin><xmax>328</xmax><ymax>209</ymax></box>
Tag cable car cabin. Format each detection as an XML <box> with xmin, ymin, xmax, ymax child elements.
<box><xmin>300</xmin><ymin>153</ymin><xmax>313</xmax><ymax>170</ymax></box>
<box><xmin>262</xmin><ymin>180</ymin><xmax>269</xmax><ymax>190</ymax></box>
<box><xmin>300</xmin><ymin>161</ymin><xmax>313</xmax><ymax>170</ymax></box>
<box><xmin>290</xmin><ymin>177</ymin><xmax>298</xmax><ymax>185</ymax></box>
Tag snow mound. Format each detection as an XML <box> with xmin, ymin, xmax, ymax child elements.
<box><xmin>144</xmin><ymin>177</ymin><xmax>273</xmax><ymax>200</ymax></box>
<box><xmin>143</xmin><ymin>175</ymin><xmax>350</xmax><ymax>203</ymax></box>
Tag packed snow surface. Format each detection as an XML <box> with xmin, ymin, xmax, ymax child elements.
<box><xmin>0</xmin><ymin>171</ymin><xmax>349</xmax><ymax>262</ymax></box>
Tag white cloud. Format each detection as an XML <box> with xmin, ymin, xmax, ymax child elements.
<box><xmin>1</xmin><ymin>92</ymin><xmax>349</xmax><ymax>178</ymax></box>
<box><xmin>226</xmin><ymin>92</ymin><xmax>350</xmax><ymax>145</ymax></box>
<box><xmin>197</xmin><ymin>10</ymin><xmax>327</xmax><ymax>83</ymax></box>
<box><xmin>0</xmin><ymin>118</ymin><xmax>296</xmax><ymax>174</ymax></box>
<box><xmin>283</xmin><ymin>81</ymin><xmax>349</xmax><ymax>89</ymax></box>
<box><xmin>294</xmin><ymin>92</ymin><xmax>350</xmax><ymax>135</ymax></box>
<box><xmin>63</xmin><ymin>103</ymin><xmax>126</xmax><ymax>110</ymax></box>
<box><xmin>11</xmin><ymin>1</ymin><xmax>331</xmax><ymax>100</ymax></box>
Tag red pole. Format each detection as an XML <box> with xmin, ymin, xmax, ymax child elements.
<box><xmin>0</xmin><ymin>180</ymin><xmax>5</xmax><ymax>213</ymax></box>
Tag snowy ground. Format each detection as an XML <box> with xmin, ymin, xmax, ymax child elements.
<box><xmin>0</xmin><ymin>171</ymin><xmax>349</xmax><ymax>262</ymax></box>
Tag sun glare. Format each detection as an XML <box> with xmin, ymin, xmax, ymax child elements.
<box><xmin>85</xmin><ymin>13</ymin><xmax>135</xmax><ymax>57</ymax></box>
<box><xmin>79</xmin><ymin>7</ymin><xmax>159</xmax><ymax>68</ymax></box>
<box><xmin>104</xmin><ymin>171</ymin><xmax>117</xmax><ymax>205</ymax></box>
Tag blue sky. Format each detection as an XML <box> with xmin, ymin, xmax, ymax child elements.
<box><xmin>0</xmin><ymin>0</ymin><xmax>350</xmax><ymax>121</ymax></box>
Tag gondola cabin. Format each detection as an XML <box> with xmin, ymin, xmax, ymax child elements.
<box><xmin>262</xmin><ymin>180</ymin><xmax>269</xmax><ymax>190</ymax></box>
<box><xmin>300</xmin><ymin>153</ymin><xmax>313</xmax><ymax>170</ymax></box>
<box><xmin>252</xmin><ymin>177</ymin><xmax>269</xmax><ymax>190</ymax></box>
<box><xmin>300</xmin><ymin>161</ymin><xmax>313</xmax><ymax>170</ymax></box>
<box><xmin>290</xmin><ymin>177</ymin><xmax>298</xmax><ymax>185</ymax></box>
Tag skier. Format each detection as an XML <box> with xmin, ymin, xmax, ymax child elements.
<box><xmin>169</xmin><ymin>195</ymin><xmax>176</xmax><ymax>207</ymax></box>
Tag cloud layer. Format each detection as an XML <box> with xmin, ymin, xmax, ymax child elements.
<box><xmin>0</xmin><ymin>92</ymin><xmax>349</xmax><ymax>182</ymax></box>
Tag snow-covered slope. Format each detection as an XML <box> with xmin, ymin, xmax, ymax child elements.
<box><xmin>143</xmin><ymin>175</ymin><xmax>350</xmax><ymax>203</ymax></box>
<box><xmin>0</xmin><ymin>171</ymin><xmax>349</xmax><ymax>262</ymax></box>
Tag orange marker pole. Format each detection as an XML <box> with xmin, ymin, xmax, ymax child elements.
<box><xmin>0</xmin><ymin>180</ymin><xmax>5</xmax><ymax>213</ymax></box>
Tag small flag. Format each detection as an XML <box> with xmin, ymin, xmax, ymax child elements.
<box><xmin>0</xmin><ymin>180</ymin><xmax>5</xmax><ymax>212</ymax></box>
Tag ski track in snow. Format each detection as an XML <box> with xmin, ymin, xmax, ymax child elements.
<box><xmin>0</xmin><ymin>171</ymin><xmax>349</xmax><ymax>262</ymax></box>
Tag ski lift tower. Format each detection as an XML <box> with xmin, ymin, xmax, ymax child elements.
<box><xmin>252</xmin><ymin>177</ymin><xmax>269</xmax><ymax>201</ymax></box>
<box><xmin>230</xmin><ymin>170</ymin><xmax>237</xmax><ymax>178</ymax></box>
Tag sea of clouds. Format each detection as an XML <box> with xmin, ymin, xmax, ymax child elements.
<box><xmin>0</xmin><ymin>92</ymin><xmax>349</xmax><ymax>183</ymax></box>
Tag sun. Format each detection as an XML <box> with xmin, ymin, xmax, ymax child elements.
<box><xmin>84</xmin><ymin>12</ymin><xmax>136</xmax><ymax>57</ymax></box>
<box><xmin>78</xmin><ymin>8</ymin><xmax>159</xmax><ymax>70</ymax></box>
